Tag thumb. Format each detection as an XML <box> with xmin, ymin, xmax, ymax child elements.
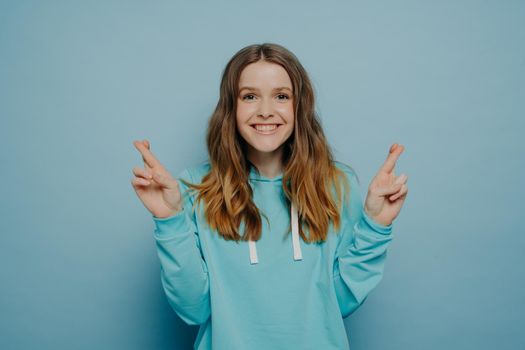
<box><xmin>153</xmin><ymin>171</ymin><xmax>176</xmax><ymax>189</ymax></box>
<box><xmin>375</xmin><ymin>182</ymin><xmax>403</xmax><ymax>197</ymax></box>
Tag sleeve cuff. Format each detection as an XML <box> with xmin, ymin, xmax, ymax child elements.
<box><xmin>360</xmin><ymin>210</ymin><xmax>392</xmax><ymax>235</ymax></box>
<box><xmin>152</xmin><ymin>208</ymin><xmax>192</xmax><ymax>239</ymax></box>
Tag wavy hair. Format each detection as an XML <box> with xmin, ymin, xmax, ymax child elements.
<box><xmin>181</xmin><ymin>42</ymin><xmax>352</xmax><ymax>243</ymax></box>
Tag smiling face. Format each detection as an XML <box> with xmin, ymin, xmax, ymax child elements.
<box><xmin>236</xmin><ymin>60</ymin><xmax>294</xmax><ymax>165</ymax></box>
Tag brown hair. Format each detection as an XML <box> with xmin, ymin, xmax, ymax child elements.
<box><xmin>181</xmin><ymin>42</ymin><xmax>352</xmax><ymax>243</ymax></box>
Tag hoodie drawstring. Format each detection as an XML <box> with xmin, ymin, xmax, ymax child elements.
<box><xmin>291</xmin><ymin>201</ymin><xmax>303</xmax><ymax>261</ymax></box>
<box><xmin>249</xmin><ymin>202</ymin><xmax>302</xmax><ymax>265</ymax></box>
<box><xmin>248</xmin><ymin>238</ymin><xmax>258</xmax><ymax>264</ymax></box>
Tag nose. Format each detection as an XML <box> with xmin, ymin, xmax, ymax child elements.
<box><xmin>257</xmin><ymin>97</ymin><xmax>274</xmax><ymax>118</ymax></box>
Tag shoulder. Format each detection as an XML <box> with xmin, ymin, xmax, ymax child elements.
<box><xmin>333</xmin><ymin>160</ymin><xmax>365</xmax><ymax>226</ymax></box>
<box><xmin>333</xmin><ymin>160</ymin><xmax>364</xmax><ymax>213</ymax></box>
<box><xmin>333</xmin><ymin>160</ymin><xmax>360</xmax><ymax>187</ymax></box>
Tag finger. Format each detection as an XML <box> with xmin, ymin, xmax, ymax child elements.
<box><xmin>152</xmin><ymin>171</ymin><xmax>178</xmax><ymax>190</ymax></box>
<box><xmin>131</xmin><ymin>177</ymin><xmax>151</xmax><ymax>187</ymax></box>
<box><xmin>141</xmin><ymin>140</ymin><xmax>152</xmax><ymax>172</ymax></box>
<box><xmin>389</xmin><ymin>184</ymin><xmax>408</xmax><ymax>201</ymax></box>
<box><xmin>132</xmin><ymin>167</ymin><xmax>152</xmax><ymax>180</ymax></box>
<box><xmin>380</xmin><ymin>143</ymin><xmax>405</xmax><ymax>175</ymax></box>
<box><xmin>375</xmin><ymin>182</ymin><xmax>403</xmax><ymax>197</ymax></box>
<box><xmin>133</xmin><ymin>139</ymin><xmax>160</xmax><ymax>170</ymax></box>
<box><xmin>394</xmin><ymin>173</ymin><xmax>408</xmax><ymax>185</ymax></box>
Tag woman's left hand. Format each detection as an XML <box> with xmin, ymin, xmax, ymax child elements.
<box><xmin>364</xmin><ymin>143</ymin><xmax>408</xmax><ymax>227</ymax></box>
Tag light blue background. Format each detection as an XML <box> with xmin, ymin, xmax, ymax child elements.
<box><xmin>1</xmin><ymin>1</ymin><xmax>524</xmax><ymax>349</ymax></box>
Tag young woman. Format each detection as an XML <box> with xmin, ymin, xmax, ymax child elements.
<box><xmin>131</xmin><ymin>43</ymin><xmax>408</xmax><ymax>350</ymax></box>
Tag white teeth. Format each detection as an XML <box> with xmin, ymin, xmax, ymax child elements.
<box><xmin>254</xmin><ymin>124</ymin><xmax>278</xmax><ymax>131</ymax></box>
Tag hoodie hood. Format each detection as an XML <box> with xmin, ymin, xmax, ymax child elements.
<box><xmin>247</xmin><ymin>164</ymin><xmax>302</xmax><ymax>264</ymax></box>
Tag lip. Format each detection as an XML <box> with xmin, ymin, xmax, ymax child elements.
<box><xmin>251</xmin><ymin>124</ymin><xmax>281</xmax><ymax>135</ymax></box>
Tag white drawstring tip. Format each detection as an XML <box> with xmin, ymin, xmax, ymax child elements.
<box><xmin>291</xmin><ymin>202</ymin><xmax>303</xmax><ymax>261</ymax></box>
<box><xmin>249</xmin><ymin>240</ymin><xmax>258</xmax><ymax>264</ymax></box>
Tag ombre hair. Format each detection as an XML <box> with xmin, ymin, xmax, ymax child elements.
<box><xmin>181</xmin><ymin>42</ymin><xmax>353</xmax><ymax>243</ymax></box>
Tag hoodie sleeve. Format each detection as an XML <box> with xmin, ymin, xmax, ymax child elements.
<box><xmin>333</xmin><ymin>166</ymin><xmax>393</xmax><ymax>318</ymax></box>
<box><xmin>152</xmin><ymin>167</ymin><xmax>211</xmax><ymax>326</ymax></box>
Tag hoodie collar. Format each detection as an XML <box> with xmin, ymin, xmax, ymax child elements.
<box><xmin>247</xmin><ymin>164</ymin><xmax>302</xmax><ymax>264</ymax></box>
<box><xmin>248</xmin><ymin>202</ymin><xmax>302</xmax><ymax>264</ymax></box>
<box><xmin>248</xmin><ymin>163</ymin><xmax>284</xmax><ymax>182</ymax></box>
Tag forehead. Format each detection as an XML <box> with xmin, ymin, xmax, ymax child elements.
<box><xmin>238</xmin><ymin>61</ymin><xmax>292</xmax><ymax>89</ymax></box>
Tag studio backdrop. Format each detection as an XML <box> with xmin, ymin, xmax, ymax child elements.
<box><xmin>1</xmin><ymin>1</ymin><xmax>523</xmax><ymax>349</ymax></box>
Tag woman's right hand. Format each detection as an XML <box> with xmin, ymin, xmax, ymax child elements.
<box><xmin>131</xmin><ymin>139</ymin><xmax>183</xmax><ymax>219</ymax></box>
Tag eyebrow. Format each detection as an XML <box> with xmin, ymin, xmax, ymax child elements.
<box><xmin>239</xmin><ymin>86</ymin><xmax>292</xmax><ymax>93</ymax></box>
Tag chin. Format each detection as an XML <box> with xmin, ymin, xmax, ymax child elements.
<box><xmin>248</xmin><ymin>142</ymin><xmax>283</xmax><ymax>154</ymax></box>
<box><xmin>238</xmin><ymin>127</ymin><xmax>292</xmax><ymax>155</ymax></box>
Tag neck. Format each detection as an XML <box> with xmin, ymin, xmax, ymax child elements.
<box><xmin>246</xmin><ymin>145</ymin><xmax>284</xmax><ymax>179</ymax></box>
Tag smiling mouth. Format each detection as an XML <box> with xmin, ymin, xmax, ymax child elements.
<box><xmin>251</xmin><ymin>124</ymin><xmax>281</xmax><ymax>133</ymax></box>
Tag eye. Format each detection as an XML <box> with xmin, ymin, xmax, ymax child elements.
<box><xmin>242</xmin><ymin>94</ymin><xmax>256</xmax><ymax>100</ymax></box>
<box><xmin>277</xmin><ymin>94</ymin><xmax>290</xmax><ymax>100</ymax></box>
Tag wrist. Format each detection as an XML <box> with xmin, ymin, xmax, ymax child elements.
<box><xmin>361</xmin><ymin>210</ymin><xmax>392</xmax><ymax>234</ymax></box>
<box><xmin>154</xmin><ymin>206</ymin><xmax>183</xmax><ymax>219</ymax></box>
<box><xmin>364</xmin><ymin>209</ymin><xmax>392</xmax><ymax>227</ymax></box>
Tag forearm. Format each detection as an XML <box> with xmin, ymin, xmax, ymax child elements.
<box><xmin>153</xmin><ymin>210</ymin><xmax>211</xmax><ymax>325</ymax></box>
<box><xmin>333</xmin><ymin>211</ymin><xmax>393</xmax><ymax>317</ymax></box>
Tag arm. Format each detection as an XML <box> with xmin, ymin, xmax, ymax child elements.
<box><xmin>152</xmin><ymin>168</ymin><xmax>211</xmax><ymax>326</ymax></box>
<box><xmin>333</xmin><ymin>168</ymin><xmax>393</xmax><ymax>318</ymax></box>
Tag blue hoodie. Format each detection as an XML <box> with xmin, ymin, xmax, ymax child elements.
<box><xmin>152</xmin><ymin>160</ymin><xmax>393</xmax><ymax>350</ymax></box>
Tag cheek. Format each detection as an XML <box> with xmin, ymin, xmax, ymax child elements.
<box><xmin>236</xmin><ymin>103</ymin><xmax>253</xmax><ymax>122</ymax></box>
<box><xmin>276</xmin><ymin>104</ymin><xmax>294</xmax><ymax>122</ymax></box>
